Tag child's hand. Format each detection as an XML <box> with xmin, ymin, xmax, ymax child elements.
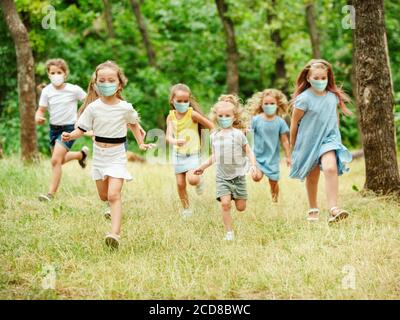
<box><xmin>35</xmin><ymin>115</ymin><xmax>46</xmax><ymax>125</ymax></box>
<box><xmin>250</xmin><ymin>165</ymin><xmax>257</xmax><ymax>176</ymax></box>
<box><xmin>285</xmin><ymin>156</ymin><xmax>292</xmax><ymax>167</ymax></box>
<box><xmin>61</xmin><ymin>132</ymin><xmax>71</xmax><ymax>142</ymax></box>
<box><xmin>194</xmin><ymin>167</ymin><xmax>204</xmax><ymax>175</ymax></box>
<box><xmin>175</xmin><ymin>138</ymin><xmax>186</xmax><ymax>147</ymax></box>
<box><xmin>139</xmin><ymin>143</ymin><xmax>156</xmax><ymax>151</ymax></box>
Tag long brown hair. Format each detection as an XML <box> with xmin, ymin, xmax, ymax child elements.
<box><xmin>292</xmin><ymin>59</ymin><xmax>352</xmax><ymax>115</ymax></box>
<box><xmin>78</xmin><ymin>60</ymin><xmax>127</xmax><ymax>116</ymax></box>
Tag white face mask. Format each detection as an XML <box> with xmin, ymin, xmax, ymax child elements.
<box><xmin>49</xmin><ymin>74</ymin><xmax>65</xmax><ymax>86</ymax></box>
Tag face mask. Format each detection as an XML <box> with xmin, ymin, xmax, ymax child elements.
<box><xmin>309</xmin><ymin>79</ymin><xmax>328</xmax><ymax>92</ymax></box>
<box><xmin>218</xmin><ymin>117</ymin><xmax>233</xmax><ymax>129</ymax></box>
<box><xmin>173</xmin><ymin>101</ymin><xmax>190</xmax><ymax>113</ymax></box>
<box><xmin>49</xmin><ymin>74</ymin><xmax>64</xmax><ymax>86</ymax></box>
<box><xmin>262</xmin><ymin>104</ymin><xmax>277</xmax><ymax>116</ymax></box>
<box><xmin>95</xmin><ymin>82</ymin><xmax>118</xmax><ymax>97</ymax></box>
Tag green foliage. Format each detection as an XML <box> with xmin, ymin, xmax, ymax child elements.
<box><xmin>0</xmin><ymin>0</ymin><xmax>399</xmax><ymax>155</ymax></box>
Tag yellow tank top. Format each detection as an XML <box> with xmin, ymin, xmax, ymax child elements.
<box><xmin>168</xmin><ymin>107</ymin><xmax>200</xmax><ymax>155</ymax></box>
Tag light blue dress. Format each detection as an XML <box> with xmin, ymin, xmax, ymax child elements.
<box><xmin>289</xmin><ymin>89</ymin><xmax>352</xmax><ymax>181</ymax></box>
<box><xmin>251</xmin><ymin>115</ymin><xmax>289</xmax><ymax>181</ymax></box>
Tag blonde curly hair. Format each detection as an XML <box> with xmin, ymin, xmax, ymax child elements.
<box><xmin>246</xmin><ymin>88</ymin><xmax>289</xmax><ymax>116</ymax></box>
<box><xmin>210</xmin><ymin>94</ymin><xmax>249</xmax><ymax>130</ymax></box>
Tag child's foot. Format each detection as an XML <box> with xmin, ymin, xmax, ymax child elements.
<box><xmin>195</xmin><ymin>176</ymin><xmax>205</xmax><ymax>195</ymax></box>
<box><xmin>38</xmin><ymin>193</ymin><xmax>54</xmax><ymax>202</ymax></box>
<box><xmin>78</xmin><ymin>146</ymin><xmax>89</xmax><ymax>169</ymax></box>
<box><xmin>271</xmin><ymin>192</ymin><xmax>278</xmax><ymax>203</ymax></box>
<box><xmin>181</xmin><ymin>208</ymin><xmax>193</xmax><ymax>218</ymax></box>
<box><xmin>105</xmin><ymin>233</ymin><xmax>120</xmax><ymax>249</ymax></box>
<box><xmin>103</xmin><ymin>207</ymin><xmax>111</xmax><ymax>220</ymax></box>
<box><xmin>306</xmin><ymin>208</ymin><xmax>319</xmax><ymax>222</ymax></box>
<box><xmin>328</xmin><ymin>207</ymin><xmax>349</xmax><ymax>224</ymax></box>
<box><xmin>223</xmin><ymin>231</ymin><xmax>235</xmax><ymax>241</ymax></box>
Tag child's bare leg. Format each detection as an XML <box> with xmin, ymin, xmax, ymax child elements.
<box><xmin>320</xmin><ymin>151</ymin><xmax>339</xmax><ymax>210</ymax></box>
<box><xmin>176</xmin><ymin>173</ymin><xmax>189</xmax><ymax>209</ymax></box>
<box><xmin>48</xmin><ymin>143</ymin><xmax>68</xmax><ymax>194</ymax></box>
<box><xmin>305</xmin><ymin>165</ymin><xmax>320</xmax><ymax>209</ymax></box>
<box><xmin>269</xmin><ymin>179</ymin><xmax>279</xmax><ymax>202</ymax></box>
<box><xmin>186</xmin><ymin>170</ymin><xmax>200</xmax><ymax>186</ymax></box>
<box><xmin>234</xmin><ymin>199</ymin><xmax>246</xmax><ymax>212</ymax></box>
<box><xmin>107</xmin><ymin>177</ymin><xmax>124</xmax><ymax>235</ymax></box>
<box><xmin>220</xmin><ymin>195</ymin><xmax>233</xmax><ymax>231</ymax></box>
<box><xmin>62</xmin><ymin>151</ymin><xmax>83</xmax><ymax>164</ymax></box>
<box><xmin>251</xmin><ymin>168</ymin><xmax>263</xmax><ymax>182</ymax></box>
<box><xmin>95</xmin><ymin>178</ymin><xmax>109</xmax><ymax>203</ymax></box>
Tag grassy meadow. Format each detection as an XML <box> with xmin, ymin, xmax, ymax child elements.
<box><xmin>0</xmin><ymin>155</ymin><xmax>399</xmax><ymax>299</ymax></box>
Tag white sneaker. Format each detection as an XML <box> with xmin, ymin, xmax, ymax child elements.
<box><xmin>195</xmin><ymin>176</ymin><xmax>205</xmax><ymax>195</ymax></box>
<box><xmin>181</xmin><ymin>208</ymin><xmax>193</xmax><ymax>218</ymax></box>
<box><xmin>78</xmin><ymin>146</ymin><xmax>89</xmax><ymax>169</ymax></box>
<box><xmin>223</xmin><ymin>231</ymin><xmax>235</xmax><ymax>241</ymax></box>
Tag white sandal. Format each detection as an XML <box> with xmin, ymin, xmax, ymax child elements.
<box><xmin>328</xmin><ymin>207</ymin><xmax>349</xmax><ymax>224</ymax></box>
<box><xmin>105</xmin><ymin>233</ymin><xmax>120</xmax><ymax>249</ymax></box>
<box><xmin>306</xmin><ymin>208</ymin><xmax>320</xmax><ymax>222</ymax></box>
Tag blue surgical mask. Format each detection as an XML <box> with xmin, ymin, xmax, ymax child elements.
<box><xmin>262</xmin><ymin>104</ymin><xmax>277</xmax><ymax>116</ymax></box>
<box><xmin>95</xmin><ymin>82</ymin><xmax>118</xmax><ymax>97</ymax></box>
<box><xmin>174</xmin><ymin>101</ymin><xmax>190</xmax><ymax>113</ymax></box>
<box><xmin>309</xmin><ymin>79</ymin><xmax>328</xmax><ymax>92</ymax></box>
<box><xmin>218</xmin><ymin>117</ymin><xmax>233</xmax><ymax>129</ymax></box>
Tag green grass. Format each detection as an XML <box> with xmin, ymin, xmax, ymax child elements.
<box><xmin>0</xmin><ymin>155</ymin><xmax>399</xmax><ymax>299</ymax></box>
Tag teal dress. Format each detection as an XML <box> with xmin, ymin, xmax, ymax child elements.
<box><xmin>251</xmin><ymin>115</ymin><xmax>289</xmax><ymax>181</ymax></box>
<box><xmin>289</xmin><ymin>89</ymin><xmax>352</xmax><ymax>181</ymax></box>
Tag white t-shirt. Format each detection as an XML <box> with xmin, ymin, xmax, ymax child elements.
<box><xmin>76</xmin><ymin>98</ymin><xmax>139</xmax><ymax>138</ymax></box>
<box><xmin>39</xmin><ymin>83</ymin><xmax>87</xmax><ymax>125</ymax></box>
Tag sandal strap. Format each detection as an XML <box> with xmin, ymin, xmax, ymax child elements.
<box><xmin>308</xmin><ymin>208</ymin><xmax>320</xmax><ymax>214</ymax></box>
<box><xmin>329</xmin><ymin>207</ymin><xmax>339</xmax><ymax>213</ymax></box>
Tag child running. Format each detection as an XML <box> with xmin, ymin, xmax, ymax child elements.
<box><xmin>194</xmin><ymin>95</ymin><xmax>257</xmax><ymax>241</ymax></box>
<box><xmin>166</xmin><ymin>83</ymin><xmax>214</xmax><ymax>218</ymax></box>
<box><xmin>247</xmin><ymin>89</ymin><xmax>291</xmax><ymax>202</ymax></box>
<box><xmin>35</xmin><ymin>59</ymin><xmax>89</xmax><ymax>202</ymax></box>
<box><xmin>62</xmin><ymin>61</ymin><xmax>153</xmax><ymax>249</ymax></box>
<box><xmin>290</xmin><ymin>59</ymin><xmax>352</xmax><ymax>223</ymax></box>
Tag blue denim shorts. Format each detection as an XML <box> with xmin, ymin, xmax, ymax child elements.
<box><xmin>49</xmin><ymin>124</ymin><xmax>75</xmax><ymax>150</ymax></box>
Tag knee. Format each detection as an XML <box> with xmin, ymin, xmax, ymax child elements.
<box><xmin>107</xmin><ymin>192</ymin><xmax>120</xmax><ymax>203</ymax></box>
<box><xmin>177</xmin><ymin>181</ymin><xmax>186</xmax><ymax>190</ymax></box>
<box><xmin>187</xmin><ymin>175</ymin><xmax>199</xmax><ymax>186</ymax></box>
<box><xmin>252</xmin><ymin>174</ymin><xmax>262</xmax><ymax>182</ymax></box>
<box><xmin>221</xmin><ymin>201</ymin><xmax>231</xmax><ymax>211</ymax></box>
<box><xmin>323</xmin><ymin>164</ymin><xmax>338</xmax><ymax>175</ymax></box>
<box><xmin>51</xmin><ymin>157</ymin><xmax>62</xmax><ymax>167</ymax></box>
<box><xmin>99</xmin><ymin>193</ymin><xmax>108</xmax><ymax>202</ymax></box>
<box><xmin>236</xmin><ymin>202</ymin><xmax>246</xmax><ymax>212</ymax></box>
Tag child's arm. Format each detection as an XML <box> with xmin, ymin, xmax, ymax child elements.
<box><xmin>280</xmin><ymin>134</ymin><xmax>291</xmax><ymax>167</ymax></box>
<box><xmin>128</xmin><ymin>123</ymin><xmax>155</xmax><ymax>150</ymax></box>
<box><xmin>192</xmin><ymin>111</ymin><xmax>214</xmax><ymax>130</ymax></box>
<box><xmin>194</xmin><ymin>155</ymin><xmax>214</xmax><ymax>175</ymax></box>
<box><xmin>35</xmin><ymin>106</ymin><xmax>47</xmax><ymax>125</ymax></box>
<box><xmin>61</xmin><ymin>128</ymin><xmax>84</xmax><ymax>142</ymax></box>
<box><xmin>166</xmin><ymin>117</ymin><xmax>186</xmax><ymax>147</ymax></box>
<box><xmin>289</xmin><ymin>108</ymin><xmax>305</xmax><ymax>151</ymax></box>
<box><xmin>244</xmin><ymin>144</ymin><xmax>257</xmax><ymax>174</ymax></box>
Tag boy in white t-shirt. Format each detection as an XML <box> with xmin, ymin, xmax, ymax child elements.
<box><xmin>35</xmin><ymin>59</ymin><xmax>89</xmax><ymax>202</ymax></box>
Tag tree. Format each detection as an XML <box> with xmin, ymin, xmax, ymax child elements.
<box><xmin>353</xmin><ymin>0</ymin><xmax>400</xmax><ymax>195</ymax></box>
<box><xmin>215</xmin><ymin>0</ymin><xmax>239</xmax><ymax>94</ymax></box>
<box><xmin>267</xmin><ymin>0</ymin><xmax>288</xmax><ymax>95</ymax></box>
<box><xmin>102</xmin><ymin>0</ymin><xmax>115</xmax><ymax>38</ymax></box>
<box><xmin>305</xmin><ymin>2</ymin><xmax>321</xmax><ymax>59</ymax></box>
<box><xmin>0</xmin><ymin>0</ymin><xmax>38</xmax><ymax>161</ymax></box>
<box><xmin>130</xmin><ymin>0</ymin><xmax>157</xmax><ymax>67</ymax></box>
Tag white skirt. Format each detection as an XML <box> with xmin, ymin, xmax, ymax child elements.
<box><xmin>92</xmin><ymin>143</ymin><xmax>132</xmax><ymax>181</ymax></box>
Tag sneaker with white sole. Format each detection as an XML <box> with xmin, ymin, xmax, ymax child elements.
<box><xmin>195</xmin><ymin>176</ymin><xmax>205</xmax><ymax>195</ymax></box>
<box><xmin>78</xmin><ymin>146</ymin><xmax>89</xmax><ymax>169</ymax></box>
<box><xmin>105</xmin><ymin>233</ymin><xmax>120</xmax><ymax>249</ymax></box>
<box><xmin>38</xmin><ymin>193</ymin><xmax>54</xmax><ymax>202</ymax></box>
<box><xmin>224</xmin><ymin>231</ymin><xmax>235</xmax><ymax>241</ymax></box>
<box><xmin>181</xmin><ymin>208</ymin><xmax>193</xmax><ymax>218</ymax></box>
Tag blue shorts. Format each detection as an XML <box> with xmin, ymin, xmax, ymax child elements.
<box><xmin>49</xmin><ymin>124</ymin><xmax>75</xmax><ymax>150</ymax></box>
<box><xmin>173</xmin><ymin>152</ymin><xmax>201</xmax><ymax>174</ymax></box>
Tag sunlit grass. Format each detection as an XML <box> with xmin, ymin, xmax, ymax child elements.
<box><xmin>0</xmin><ymin>155</ymin><xmax>399</xmax><ymax>299</ymax></box>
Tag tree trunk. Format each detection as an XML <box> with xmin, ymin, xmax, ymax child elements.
<box><xmin>102</xmin><ymin>0</ymin><xmax>115</xmax><ymax>38</ymax></box>
<box><xmin>130</xmin><ymin>0</ymin><xmax>157</xmax><ymax>67</ymax></box>
<box><xmin>353</xmin><ymin>0</ymin><xmax>400</xmax><ymax>195</ymax></box>
<box><xmin>1</xmin><ymin>0</ymin><xmax>38</xmax><ymax>162</ymax></box>
<box><xmin>267</xmin><ymin>0</ymin><xmax>288</xmax><ymax>95</ymax></box>
<box><xmin>215</xmin><ymin>0</ymin><xmax>239</xmax><ymax>94</ymax></box>
<box><xmin>305</xmin><ymin>2</ymin><xmax>321</xmax><ymax>59</ymax></box>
